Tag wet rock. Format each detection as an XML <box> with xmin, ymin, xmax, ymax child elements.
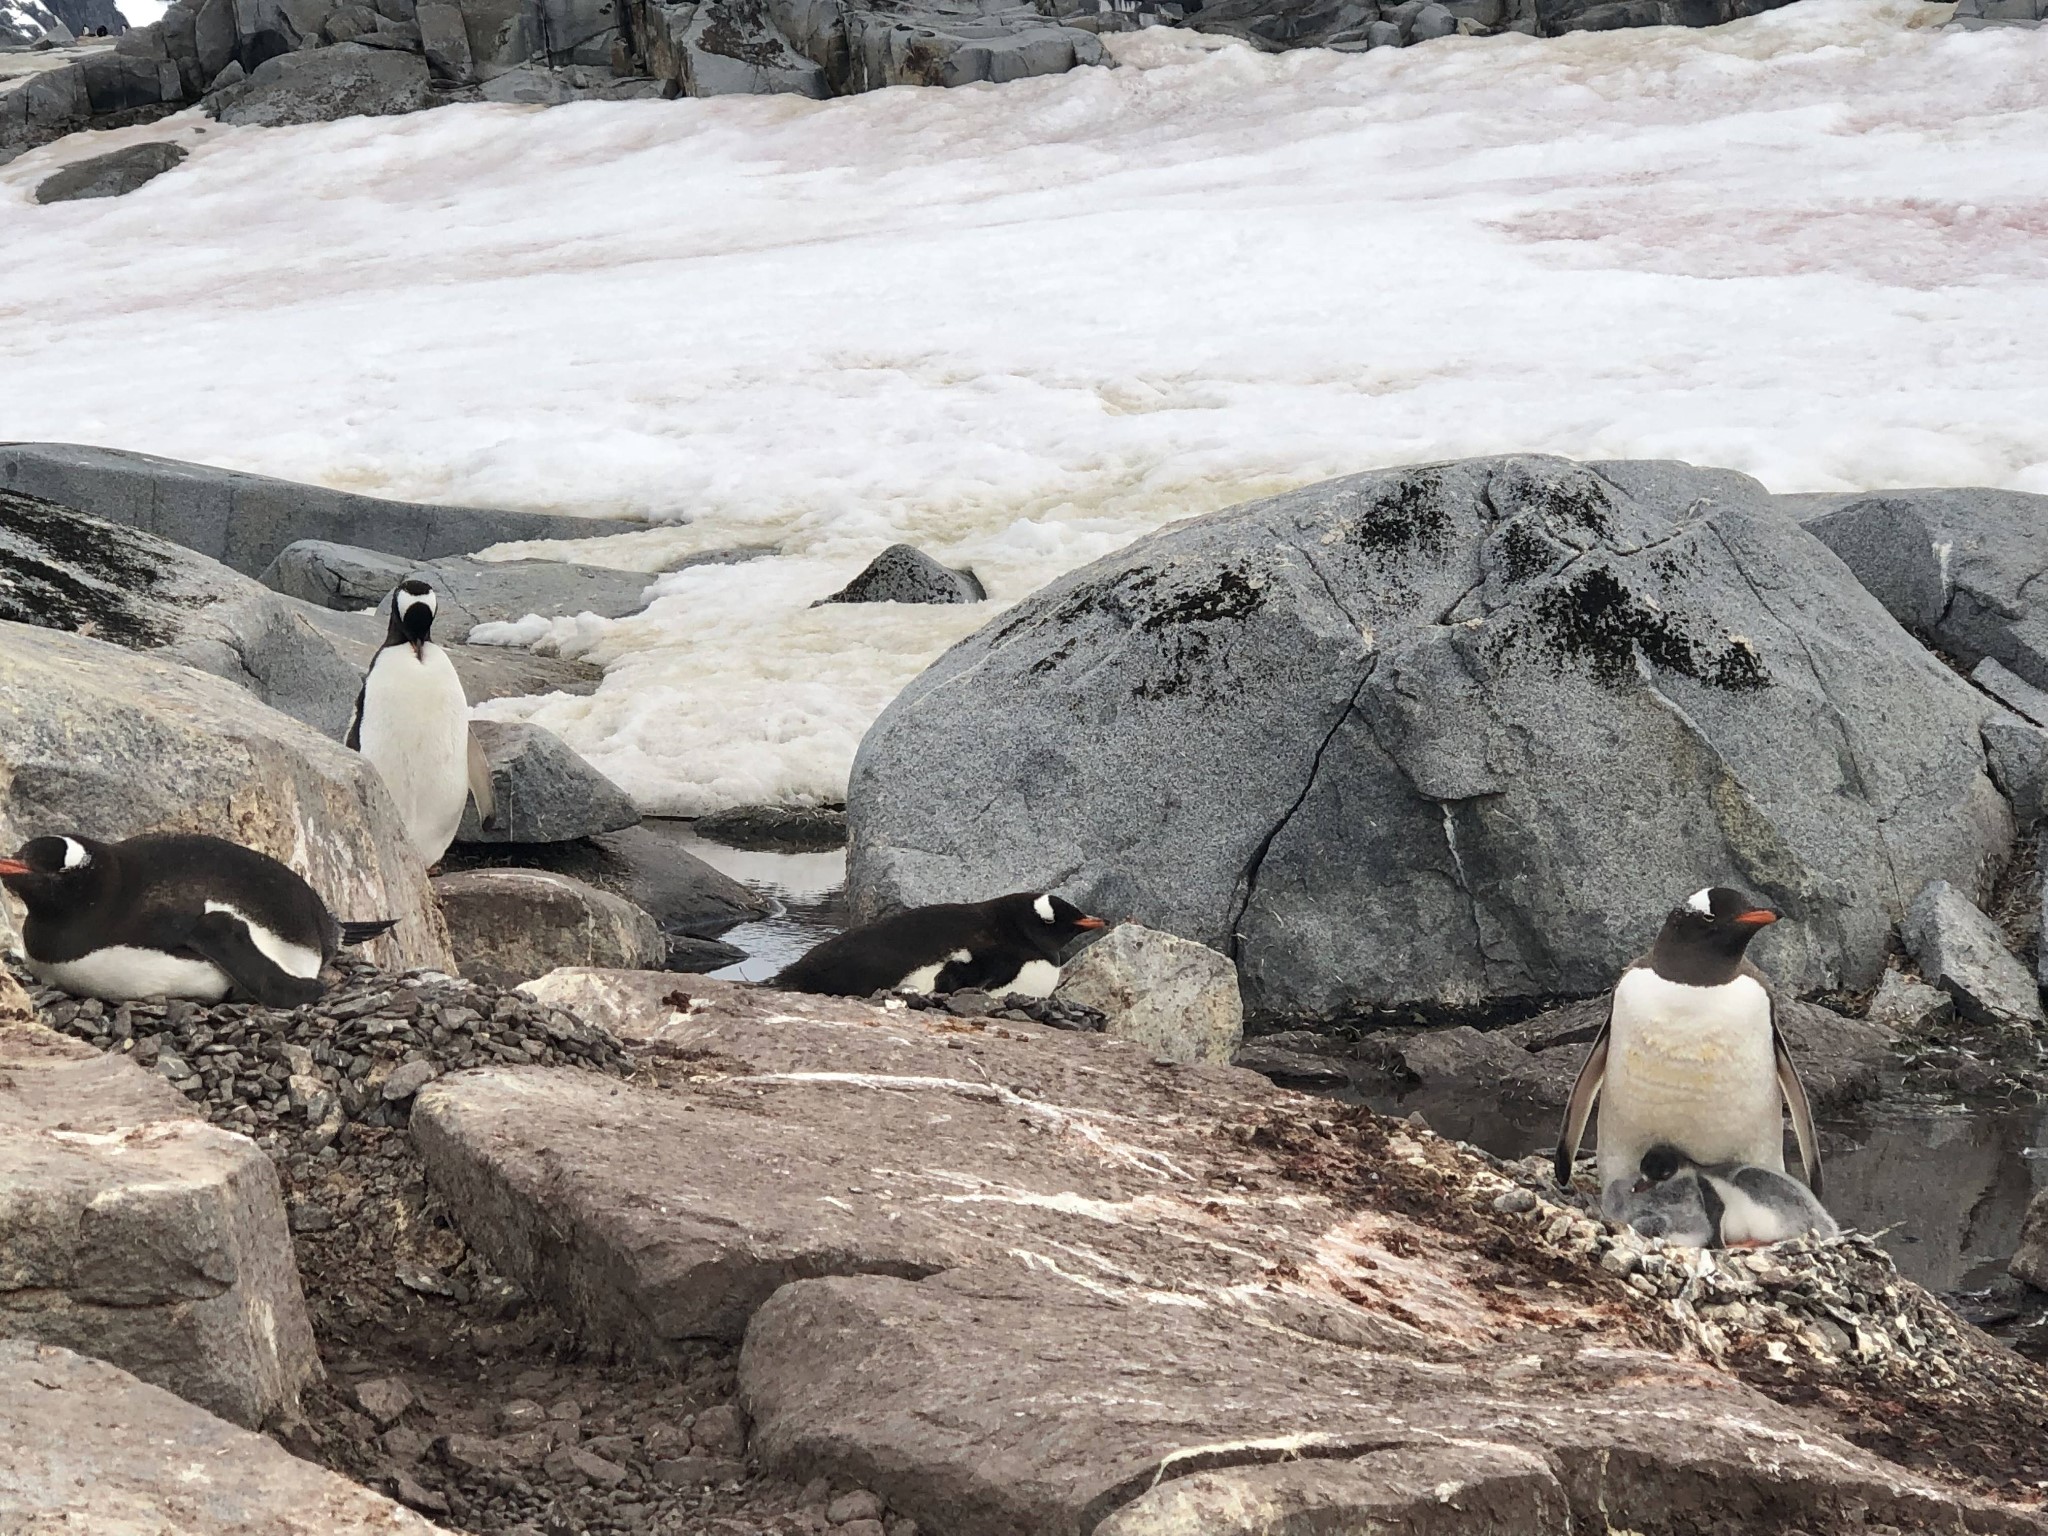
<box><xmin>1052</xmin><ymin>924</ymin><xmax>1242</xmax><ymax>1065</ymax></box>
<box><xmin>433</xmin><ymin>868</ymin><xmax>665</xmax><ymax>988</ymax></box>
<box><xmin>1867</xmin><ymin>969</ymin><xmax>1954</xmax><ymax>1035</ymax></box>
<box><xmin>454</xmin><ymin>821</ymin><xmax>771</xmax><ymax>937</ymax></box>
<box><xmin>260</xmin><ymin>538</ymin><xmax>658</xmax><ymax>641</ymax></box>
<box><xmin>1231</xmin><ymin>1031</ymin><xmax>1355</xmax><ymax>1089</ymax></box>
<box><xmin>0</xmin><ymin>442</ymin><xmax>635</xmax><ymax>578</ymax></box>
<box><xmin>0</xmin><ymin>620</ymin><xmax>452</xmax><ymax>973</ymax></box>
<box><xmin>0</xmin><ymin>1022</ymin><xmax>319</xmax><ymax>1427</ymax></box>
<box><xmin>694</xmin><ymin>803</ymin><xmax>848</xmax><ymax>851</ymax></box>
<box><xmin>32</xmin><ymin>139</ymin><xmax>185</xmax><ymax>202</ymax></box>
<box><xmin>0</xmin><ymin>487</ymin><xmax>364</xmax><ymax>738</ymax></box>
<box><xmin>665</xmin><ymin>933</ymin><xmax>749</xmax><ymax>972</ymax></box>
<box><xmin>456</xmin><ymin>721</ymin><xmax>640</xmax><ymax>845</ymax></box>
<box><xmin>0</xmin><ymin>1341</ymin><xmax>445</xmax><ymax>1532</ymax></box>
<box><xmin>1902</xmin><ymin>879</ymin><xmax>2044</xmax><ymax>1030</ymax></box>
<box><xmin>204</xmin><ymin>41</ymin><xmax>430</xmax><ymax>125</ymax></box>
<box><xmin>1985</xmin><ymin>712</ymin><xmax>2048</xmax><ymax>826</ymax></box>
<box><xmin>2013</xmin><ymin>1189</ymin><xmax>2048</xmax><ymax>1291</ymax></box>
<box><xmin>815</xmin><ymin>544</ymin><xmax>985</xmax><ymax>606</ymax></box>
<box><xmin>850</xmin><ymin>456</ymin><xmax>2008</xmax><ymax>1019</ymax></box>
<box><xmin>1794</xmin><ymin>486</ymin><xmax>2048</xmax><ymax>692</ymax></box>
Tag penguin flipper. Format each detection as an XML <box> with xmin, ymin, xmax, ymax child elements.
<box><xmin>1773</xmin><ymin>1021</ymin><xmax>1823</xmax><ymax>1199</ymax></box>
<box><xmin>345</xmin><ymin>679</ymin><xmax>367</xmax><ymax>751</ymax></box>
<box><xmin>467</xmin><ymin>729</ymin><xmax>498</xmax><ymax>831</ymax></box>
<box><xmin>187</xmin><ymin>911</ymin><xmax>326</xmax><ymax>1008</ymax></box>
<box><xmin>1554</xmin><ymin>1019</ymin><xmax>1610</xmax><ymax>1188</ymax></box>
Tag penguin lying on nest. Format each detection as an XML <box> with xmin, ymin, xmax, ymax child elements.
<box><xmin>1555</xmin><ymin>885</ymin><xmax>1824</xmax><ymax>1219</ymax></box>
<box><xmin>772</xmin><ymin>892</ymin><xmax>1107</xmax><ymax>999</ymax></box>
<box><xmin>0</xmin><ymin>833</ymin><xmax>397</xmax><ymax>1006</ymax></box>
<box><xmin>348</xmin><ymin>579</ymin><xmax>496</xmax><ymax>868</ymax></box>
<box><xmin>1619</xmin><ymin>1144</ymin><xmax>1839</xmax><ymax>1248</ymax></box>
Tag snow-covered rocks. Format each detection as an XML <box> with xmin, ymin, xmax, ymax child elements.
<box><xmin>0</xmin><ymin>1022</ymin><xmax>320</xmax><ymax>1428</ymax></box>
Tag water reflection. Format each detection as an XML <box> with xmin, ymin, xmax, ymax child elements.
<box><xmin>675</xmin><ymin>831</ymin><xmax>847</xmax><ymax>984</ymax></box>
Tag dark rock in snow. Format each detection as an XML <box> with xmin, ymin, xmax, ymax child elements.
<box><xmin>816</xmin><ymin>543</ymin><xmax>986</xmax><ymax>607</ymax></box>
<box><xmin>1901</xmin><ymin>879</ymin><xmax>2045</xmax><ymax>1031</ymax></box>
<box><xmin>204</xmin><ymin>42</ymin><xmax>430</xmax><ymax>125</ymax></box>
<box><xmin>456</xmin><ymin>720</ymin><xmax>641</xmax><ymax>845</ymax></box>
<box><xmin>850</xmin><ymin>455</ymin><xmax>2010</xmax><ymax>1020</ymax></box>
<box><xmin>32</xmin><ymin>139</ymin><xmax>184</xmax><ymax>202</ymax></box>
<box><xmin>1793</xmin><ymin>487</ymin><xmax>2048</xmax><ymax>692</ymax></box>
<box><xmin>0</xmin><ymin>443</ymin><xmax>638</xmax><ymax>578</ymax></box>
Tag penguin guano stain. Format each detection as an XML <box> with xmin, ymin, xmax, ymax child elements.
<box><xmin>1514</xmin><ymin>566</ymin><xmax>1771</xmax><ymax>693</ymax></box>
<box><xmin>0</xmin><ymin>494</ymin><xmax>206</xmax><ymax>647</ymax></box>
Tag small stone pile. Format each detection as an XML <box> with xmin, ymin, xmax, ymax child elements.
<box><xmin>881</xmin><ymin>988</ymin><xmax>1108</xmax><ymax>1032</ymax></box>
<box><xmin>20</xmin><ymin>956</ymin><xmax>631</xmax><ymax>1147</ymax></box>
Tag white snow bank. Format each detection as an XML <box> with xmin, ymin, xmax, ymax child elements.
<box><xmin>2</xmin><ymin>2</ymin><xmax>2045</xmax><ymax>811</ymax></box>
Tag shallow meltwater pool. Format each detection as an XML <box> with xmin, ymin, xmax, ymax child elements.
<box><xmin>675</xmin><ymin>833</ymin><xmax>848</xmax><ymax>984</ymax></box>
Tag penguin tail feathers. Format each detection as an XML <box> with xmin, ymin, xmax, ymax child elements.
<box><xmin>340</xmin><ymin>919</ymin><xmax>400</xmax><ymax>946</ymax></box>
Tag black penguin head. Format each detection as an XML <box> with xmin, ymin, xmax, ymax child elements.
<box><xmin>1649</xmin><ymin>885</ymin><xmax>1779</xmax><ymax>984</ymax></box>
<box><xmin>388</xmin><ymin>580</ymin><xmax>439</xmax><ymax>654</ymax></box>
<box><xmin>0</xmin><ymin>834</ymin><xmax>110</xmax><ymax>918</ymax></box>
<box><xmin>994</xmin><ymin>892</ymin><xmax>1107</xmax><ymax>950</ymax></box>
<box><xmin>1635</xmin><ymin>1143</ymin><xmax>1694</xmax><ymax>1189</ymax></box>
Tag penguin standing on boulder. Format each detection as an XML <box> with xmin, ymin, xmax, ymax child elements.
<box><xmin>0</xmin><ymin>832</ymin><xmax>397</xmax><ymax>1006</ymax></box>
<box><xmin>1555</xmin><ymin>886</ymin><xmax>1823</xmax><ymax>1218</ymax></box>
<box><xmin>348</xmin><ymin>579</ymin><xmax>495</xmax><ymax>867</ymax></box>
<box><xmin>1619</xmin><ymin>1144</ymin><xmax>1839</xmax><ymax>1248</ymax></box>
<box><xmin>772</xmin><ymin>893</ymin><xmax>1107</xmax><ymax>998</ymax></box>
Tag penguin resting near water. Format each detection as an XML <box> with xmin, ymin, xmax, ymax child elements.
<box><xmin>0</xmin><ymin>833</ymin><xmax>397</xmax><ymax>1006</ymax></box>
<box><xmin>772</xmin><ymin>893</ymin><xmax>1107</xmax><ymax>998</ymax></box>
<box><xmin>1619</xmin><ymin>1143</ymin><xmax>1839</xmax><ymax>1248</ymax></box>
<box><xmin>347</xmin><ymin>579</ymin><xmax>496</xmax><ymax>867</ymax></box>
<box><xmin>1554</xmin><ymin>886</ymin><xmax>1822</xmax><ymax>1220</ymax></box>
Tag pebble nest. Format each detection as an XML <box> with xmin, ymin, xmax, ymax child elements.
<box><xmin>882</xmin><ymin>987</ymin><xmax>1108</xmax><ymax>1032</ymax></box>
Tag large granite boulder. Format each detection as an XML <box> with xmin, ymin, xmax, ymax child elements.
<box><xmin>455</xmin><ymin>721</ymin><xmax>640</xmax><ymax>845</ymax></box>
<box><xmin>0</xmin><ymin>487</ymin><xmax>362</xmax><ymax>739</ymax></box>
<box><xmin>0</xmin><ymin>442</ymin><xmax>637</xmax><ymax>577</ymax></box>
<box><xmin>0</xmin><ymin>620</ymin><xmax>453</xmax><ymax>972</ymax></box>
<box><xmin>1790</xmin><ymin>487</ymin><xmax>2048</xmax><ymax>693</ymax></box>
<box><xmin>849</xmin><ymin>456</ymin><xmax>2010</xmax><ymax>1020</ymax></box>
<box><xmin>203</xmin><ymin>39</ymin><xmax>430</xmax><ymax>123</ymax></box>
<box><xmin>0</xmin><ymin>1022</ymin><xmax>320</xmax><ymax>1428</ymax></box>
<box><xmin>0</xmin><ymin>1340</ymin><xmax>445</xmax><ymax>1532</ymax></box>
<box><xmin>259</xmin><ymin>538</ymin><xmax>657</xmax><ymax>642</ymax></box>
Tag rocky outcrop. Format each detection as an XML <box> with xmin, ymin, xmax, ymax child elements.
<box><xmin>0</xmin><ymin>1340</ymin><xmax>446</xmax><ymax>1531</ymax></box>
<box><xmin>1902</xmin><ymin>880</ymin><xmax>2045</xmax><ymax>1031</ymax></box>
<box><xmin>432</xmin><ymin>868</ymin><xmax>664</xmax><ymax>987</ymax></box>
<box><xmin>455</xmin><ymin>721</ymin><xmax>640</xmax><ymax>844</ymax></box>
<box><xmin>31</xmin><ymin>138</ymin><xmax>183</xmax><ymax>201</ymax></box>
<box><xmin>413</xmin><ymin>974</ymin><xmax>2048</xmax><ymax>1535</ymax></box>
<box><xmin>850</xmin><ymin>456</ymin><xmax>2010</xmax><ymax>1021</ymax></box>
<box><xmin>260</xmin><ymin>538</ymin><xmax>657</xmax><ymax>642</ymax></box>
<box><xmin>0</xmin><ymin>619</ymin><xmax>453</xmax><ymax>973</ymax></box>
<box><xmin>1052</xmin><ymin>923</ymin><xmax>1242</xmax><ymax>1064</ymax></box>
<box><xmin>0</xmin><ymin>443</ymin><xmax>637</xmax><ymax>578</ymax></box>
<box><xmin>287</xmin><ymin>598</ymin><xmax>605</xmax><ymax>705</ymax></box>
<box><xmin>1792</xmin><ymin>487</ymin><xmax>2048</xmax><ymax>692</ymax></box>
<box><xmin>0</xmin><ymin>1022</ymin><xmax>320</xmax><ymax>1428</ymax></box>
<box><xmin>0</xmin><ymin>487</ymin><xmax>363</xmax><ymax>739</ymax></box>
<box><xmin>2015</xmin><ymin>1188</ymin><xmax>2048</xmax><ymax>1290</ymax></box>
<box><xmin>1180</xmin><ymin>0</ymin><xmax>1791</xmax><ymax>53</ymax></box>
<box><xmin>0</xmin><ymin>50</ymin><xmax>92</xmax><ymax>163</ymax></box>
<box><xmin>816</xmin><ymin>543</ymin><xmax>986</xmax><ymax>607</ymax></box>
<box><xmin>204</xmin><ymin>41</ymin><xmax>431</xmax><ymax>123</ymax></box>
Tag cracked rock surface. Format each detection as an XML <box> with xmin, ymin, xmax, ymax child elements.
<box><xmin>846</xmin><ymin>454</ymin><xmax>2010</xmax><ymax>1020</ymax></box>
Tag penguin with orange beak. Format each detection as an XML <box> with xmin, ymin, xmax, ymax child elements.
<box><xmin>1555</xmin><ymin>886</ymin><xmax>1825</xmax><ymax>1222</ymax></box>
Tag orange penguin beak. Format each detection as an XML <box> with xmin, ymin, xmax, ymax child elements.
<box><xmin>0</xmin><ymin>859</ymin><xmax>29</xmax><ymax>877</ymax></box>
<box><xmin>1075</xmin><ymin>915</ymin><xmax>1107</xmax><ymax>930</ymax></box>
<box><xmin>1734</xmin><ymin>909</ymin><xmax>1779</xmax><ymax>927</ymax></box>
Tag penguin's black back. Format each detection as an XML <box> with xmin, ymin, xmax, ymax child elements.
<box><xmin>773</xmin><ymin>900</ymin><xmax>1032</xmax><ymax>997</ymax></box>
<box><xmin>26</xmin><ymin>834</ymin><xmax>339</xmax><ymax>965</ymax></box>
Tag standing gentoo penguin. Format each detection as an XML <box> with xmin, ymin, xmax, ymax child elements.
<box><xmin>347</xmin><ymin>579</ymin><xmax>495</xmax><ymax>866</ymax></box>
<box><xmin>0</xmin><ymin>833</ymin><xmax>397</xmax><ymax>1006</ymax></box>
<box><xmin>1619</xmin><ymin>1144</ymin><xmax>1839</xmax><ymax>1248</ymax></box>
<box><xmin>771</xmin><ymin>893</ymin><xmax>1107</xmax><ymax>998</ymax></box>
<box><xmin>1554</xmin><ymin>886</ymin><xmax>1822</xmax><ymax>1219</ymax></box>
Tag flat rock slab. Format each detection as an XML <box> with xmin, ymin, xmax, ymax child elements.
<box><xmin>0</xmin><ymin>1023</ymin><xmax>320</xmax><ymax>1428</ymax></box>
<box><xmin>33</xmin><ymin>139</ymin><xmax>185</xmax><ymax>202</ymax></box>
<box><xmin>0</xmin><ymin>1340</ymin><xmax>445</xmax><ymax>1532</ymax></box>
<box><xmin>0</xmin><ymin>442</ymin><xmax>636</xmax><ymax>577</ymax></box>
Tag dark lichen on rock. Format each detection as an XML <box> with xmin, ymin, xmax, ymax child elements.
<box><xmin>1505</xmin><ymin>563</ymin><xmax>1772</xmax><ymax>693</ymax></box>
<box><xmin>0</xmin><ymin>490</ymin><xmax>204</xmax><ymax>647</ymax></box>
<box><xmin>1491</xmin><ymin>518</ymin><xmax>1563</xmax><ymax>585</ymax></box>
<box><xmin>1342</xmin><ymin>470</ymin><xmax>1455</xmax><ymax>560</ymax></box>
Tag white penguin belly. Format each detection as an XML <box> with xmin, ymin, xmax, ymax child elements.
<box><xmin>992</xmin><ymin>958</ymin><xmax>1063</xmax><ymax>998</ymax></box>
<box><xmin>897</xmin><ymin>950</ymin><xmax>972</xmax><ymax>995</ymax></box>
<box><xmin>358</xmin><ymin>643</ymin><xmax>471</xmax><ymax>864</ymax></box>
<box><xmin>204</xmin><ymin>901</ymin><xmax>323</xmax><ymax>979</ymax></box>
<box><xmin>1598</xmin><ymin>968</ymin><xmax>1782</xmax><ymax>1199</ymax></box>
<box><xmin>30</xmin><ymin>948</ymin><xmax>233</xmax><ymax>1003</ymax></box>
